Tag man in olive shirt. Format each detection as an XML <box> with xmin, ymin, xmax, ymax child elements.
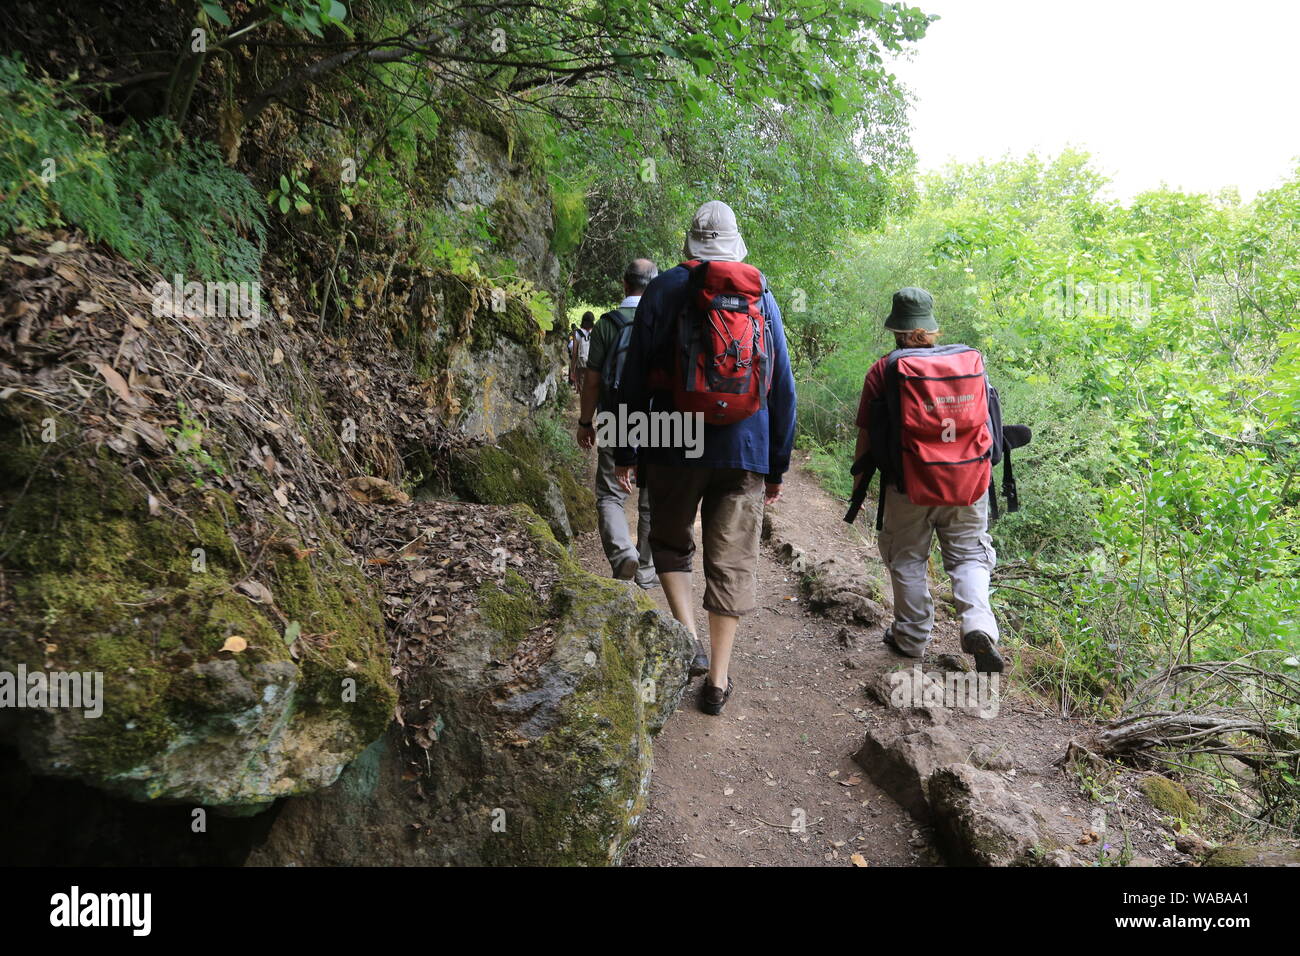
<box><xmin>575</xmin><ymin>259</ymin><xmax>659</xmax><ymax>589</ymax></box>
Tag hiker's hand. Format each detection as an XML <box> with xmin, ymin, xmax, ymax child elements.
<box><xmin>615</xmin><ymin>465</ymin><xmax>636</xmax><ymax>494</ymax></box>
<box><xmin>576</xmin><ymin>422</ymin><xmax>595</xmax><ymax>449</ymax></box>
<box><xmin>764</xmin><ymin>483</ymin><xmax>782</xmax><ymax>505</ymax></box>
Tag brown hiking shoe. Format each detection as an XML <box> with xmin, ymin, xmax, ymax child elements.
<box><xmin>960</xmin><ymin>630</ymin><xmax>1004</xmax><ymax>673</ymax></box>
<box><xmin>688</xmin><ymin>641</ymin><xmax>710</xmax><ymax>678</ymax></box>
<box><xmin>698</xmin><ymin>678</ymin><xmax>734</xmax><ymax>715</ymax></box>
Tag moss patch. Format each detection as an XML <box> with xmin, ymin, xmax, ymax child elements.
<box><xmin>0</xmin><ymin>400</ymin><xmax>394</xmax><ymax>794</ymax></box>
<box><xmin>555</xmin><ymin>467</ymin><xmax>596</xmax><ymax>535</ymax></box>
<box><xmin>477</xmin><ymin>569</ymin><xmax>543</xmax><ymax>656</ymax></box>
<box><xmin>448</xmin><ymin>422</ymin><xmax>592</xmax><ymax>542</ymax></box>
<box><xmin>1140</xmin><ymin>775</ymin><xmax>1199</xmax><ymax>820</ymax></box>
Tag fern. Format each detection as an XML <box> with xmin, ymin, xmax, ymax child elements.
<box><xmin>0</xmin><ymin>55</ymin><xmax>265</xmax><ymax>282</ymax></box>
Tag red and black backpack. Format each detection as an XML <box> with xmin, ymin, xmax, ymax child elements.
<box><xmin>844</xmin><ymin>344</ymin><xmax>1031</xmax><ymax>528</ymax></box>
<box><xmin>664</xmin><ymin>259</ymin><xmax>773</xmax><ymax>426</ymax></box>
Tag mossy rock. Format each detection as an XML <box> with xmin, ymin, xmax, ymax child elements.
<box><xmin>556</xmin><ymin>466</ymin><xmax>597</xmax><ymax>536</ymax></box>
<box><xmin>0</xmin><ymin>401</ymin><xmax>395</xmax><ymax>808</ymax></box>
<box><xmin>448</xmin><ymin>422</ymin><xmax>592</xmax><ymax>542</ymax></box>
<box><xmin>1140</xmin><ymin>775</ymin><xmax>1199</xmax><ymax>820</ymax></box>
<box><xmin>1203</xmin><ymin>843</ymin><xmax>1300</xmax><ymax>867</ymax></box>
<box><xmin>247</xmin><ymin>505</ymin><xmax>693</xmax><ymax>866</ymax></box>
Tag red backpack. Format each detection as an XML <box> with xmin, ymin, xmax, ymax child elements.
<box><xmin>893</xmin><ymin>345</ymin><xmax>995</xmax><ymax>506</ymax></box>
<box><xmin>845</xmin><ymin>345</ymin><xmax>1031</xmax><ymax>529</ymax></box>
<box><xmin>669</xmin><ymin>260</ymin><xmax>772</xmax><ymax>426</ymax></box>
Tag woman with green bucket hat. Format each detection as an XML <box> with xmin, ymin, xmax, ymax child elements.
<box><xmin>851</xmin><ymin>287</ymin><xmax>1004</xmax><ymax>673</ymax></box>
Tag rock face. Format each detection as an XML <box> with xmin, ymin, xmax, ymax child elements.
<box><xmin>393</xmin><ymin>269</ymin><xmax>560</xmax><ymax>444</ymax></box>
<box><xmin>0</xmin><ymin>69</ymin><xmax>681</xmax><ymax>863</ymax></box>
<box><xmin>248</xmin><ymin>518</ymin><xmax>693</xmax><ymax>866</ymax></box>
<box><xmin>438</xmin><ymin>122</ymin><xmax>561</xmax><ymax>296</ymax></box>
<box><xmin>0</xmin><ymin>414</ymin><xmax>395</xmax><ymax>809</ymax></box>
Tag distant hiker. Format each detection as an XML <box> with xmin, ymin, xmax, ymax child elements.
<box><xmin>613</xmin><ymin>200</ymin><xmax>797</xmax><ymax>715</ymax></box>
<box><xmin>576</xmin><ymin>259</ymin><xmax>660</xmax><ymax>589</ymax></box>
<box><xmin>569</xmin><ymin>312</ymin><xmax>594</xmax><ymax>390</ymax></box>
<box><xmin>845</xmin><ymin>287</ymin><xmax>1029</xmax><ymax>674</ymax></box>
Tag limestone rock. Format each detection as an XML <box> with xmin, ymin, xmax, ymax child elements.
<box><xmin>853</xmin><ymin>724</ymin><xmax>966</xmax><ymax>820</ymax></box>
<box><xmin>248</xmin><ymin>534</ymin><xmax>693</xmax><ymax>866</ymax></box>
<box><xmin>926</xmin><ymin>763</ymin><xmax>1047</xmax><ymax>866</ymax></box>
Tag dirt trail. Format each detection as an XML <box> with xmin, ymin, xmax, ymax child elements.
<box><xmin>575</xmin><ymin>452</ymin><xmax>1188</xmax><ymax>868</ymax></box>
<box><xmin>574</xmin><ymin>455</ymin><xmax>935</xmax><ymax>866</ymax></box>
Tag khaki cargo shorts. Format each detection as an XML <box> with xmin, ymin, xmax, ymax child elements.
<box><xmin>643</xmin><ymin>464</ymin><xmax>764</xmax><ymax>617</ymax></box>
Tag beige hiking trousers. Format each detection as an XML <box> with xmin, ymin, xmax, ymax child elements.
<box><xmin>877</xmin><ymin>489</ymin><xmax>999</xmax><ymax>657</ymax></box>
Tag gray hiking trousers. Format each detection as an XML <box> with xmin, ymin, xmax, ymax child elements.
<box><xmin>595</xmin><ymin>446</ymin><xmax>656</xmax><ymax>587</ymax></box>
<box><xmin>878</xmin><ymin>489</ymin><xmax>999</xmax><ymax>657</ymax></box>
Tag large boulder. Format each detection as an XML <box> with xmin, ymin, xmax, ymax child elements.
<box><xmin>247</xmin><ymin>509</ymin><xmax>693</xmax><ymax>865</ymax></box>
<box><xmin>0</xmin><ymin>405</ymin><xmax>396</xmax><ymax>808</ymax></box>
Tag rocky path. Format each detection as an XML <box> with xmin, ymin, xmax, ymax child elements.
<box><xmin>574</xmin><ymin>456</ymin><xmax>935</xmax><ymax>867</ymax></box>
<box><xmin>575</xmin><ymin>453</ymin><xmax>1187</xmax><ymax>868</ymax></box>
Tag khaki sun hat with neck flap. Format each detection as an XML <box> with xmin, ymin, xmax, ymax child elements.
<box><xmin>682</xmin><ymin>200</ymin><xmax>749</xmax><ymax>262</ymax></box>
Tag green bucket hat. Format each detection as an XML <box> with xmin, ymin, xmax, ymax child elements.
<box><xmin>884</xmin><ymin>287</ymin><xmax>939</xmax><ymax>332</ymax></box>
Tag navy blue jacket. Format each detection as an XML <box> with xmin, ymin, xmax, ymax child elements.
<box><xmin>611</xmin><ymin>263</ymin><xmax>797</xmax><ymax>482</ymax></box>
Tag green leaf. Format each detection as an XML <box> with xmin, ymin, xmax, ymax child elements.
<box><xmin>202</xmin><ymin>2</ymin><xmax>231</xmax><ymax>27</ymax></box>
<box><xmin>283</xmin><ymin>620</ymin><xmax>301</xmax><ymax>645</ymax></box>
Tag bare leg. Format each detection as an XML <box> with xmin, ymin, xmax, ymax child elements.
<box><xmin>659</xmin><ymin>570</ymin><xmax>696</xmax><ymax>638</ymax></box>
<box><xmin>707</xmin><ymin>611</ymin><xmax>737</xmax><ymax>687</ymax></box>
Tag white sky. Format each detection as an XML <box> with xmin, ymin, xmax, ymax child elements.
<box><xmin>889</xmin><ymin>0</ymin><xmax>1300</xmax><ymax>200</ymax></box>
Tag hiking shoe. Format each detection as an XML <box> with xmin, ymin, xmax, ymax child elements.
<box><xmin>688</xmin><ymin>639</ymin><xmax>710</xmax><ymax>678</ymax></box>
<box><xmin>961</xmin><ymin>630</ymin><xmax>1004</xmax><ymax>673</ymax></box>
<box><xmin>698</xmin><ymin>678</ymin><xmax>734</xmax><ymax>716</ymax></box>
<box><xmin>882</xmin><ymin>626</ymin><xmax>921</xmax><ymax>659</ymax></box>
<box><xmin>688</xmin><ymin>652</ymin><xmax>710</xmax><ymax>678</ymax></box>
<box><xmin>613</xmin><ymin>556</ymin><xmax>638</xmax><ymax>581</ymax></box>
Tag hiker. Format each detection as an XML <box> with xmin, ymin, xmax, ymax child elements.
<box><xmin>569</xmin><ymin>312</ymin><xmax>594</xmax><ymax>390</ymax></box>
<box><xmin>849</xmin><ymin>287</ymin><xmax>1006</xmax><ymax>673</ymax></box>
<box><xmin>613</xmin><ymin>200</ymin><xmax>797</xmax><ymax>715</ymax></box>
<box><xmin>576</xmin><ymin>259</ymin><xmax>660</xmax><ymax>590</ymax></box>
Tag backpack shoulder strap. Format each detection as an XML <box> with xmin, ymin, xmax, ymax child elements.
<box><xmin>600</xmin><ymin>307</ymin><xmax>633</xmax><ymax>328</ymax></box>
